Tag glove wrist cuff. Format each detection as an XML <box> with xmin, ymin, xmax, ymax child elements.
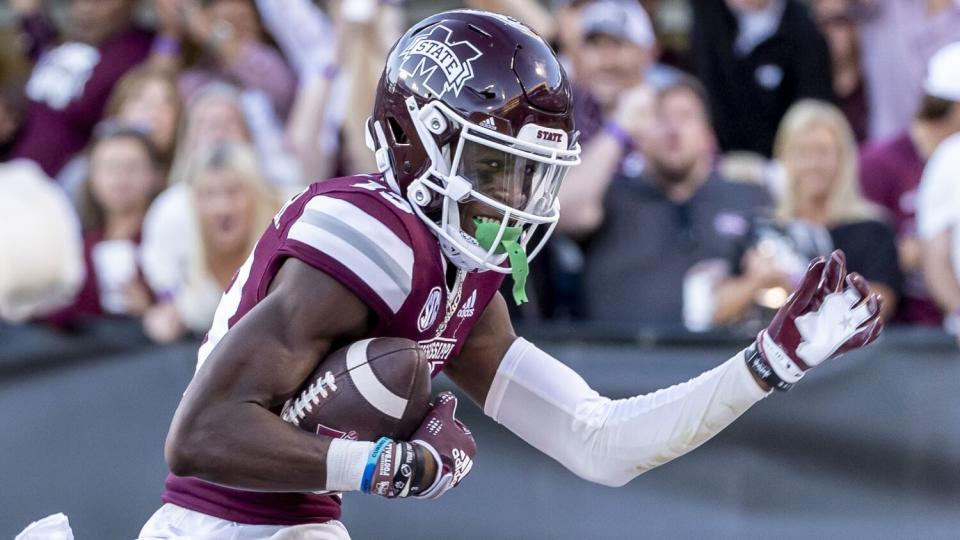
<box><xmin>745</xmin><ymin>340</ymin><xmax>795</xmax><ymax>392</ymax></box>
<box><xmin>757</xmin><ymin>330</ymin><xmax>805</xmax><ymax>384</ymax></box>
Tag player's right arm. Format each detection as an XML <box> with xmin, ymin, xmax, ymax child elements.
<box><xmin>165</xmin><ymin>258</ymin><xmax>369</xmax><ymax>491</ymax></box>
<box><xmin>164</xmin><ymin>258</ymin><xmax>438</xmax><ymax>496</ymax></box>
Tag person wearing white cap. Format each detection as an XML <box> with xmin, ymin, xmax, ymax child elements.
<box><xmin>915</xmin><ymin>42</ymin><xmax>960</xmax><ymax>342</ymax></box>
<box><xmin>558</xmin><ymin>0</ymin><xmax>660</xmax><ymax>236</ymax></box>
<box><xmin>860</xmin><ymin>41</ymin><xmax>960</xmax><ymax>326</ymax></box>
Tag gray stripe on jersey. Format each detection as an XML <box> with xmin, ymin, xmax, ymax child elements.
<box><xmin>299</xmin><ymin>209</ymin><xmax>413</xmax><ymax>297</ymax></box>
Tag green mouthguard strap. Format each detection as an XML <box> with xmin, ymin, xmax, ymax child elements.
<box><xmin>474</xmin><ymin>219</ymin><xmax>529</xmax><ymax>305</ymax></box>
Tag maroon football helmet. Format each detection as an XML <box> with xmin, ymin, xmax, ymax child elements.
<box><xmin>366</xmin><ymin>10</ymin><xmax>581</xmax><ymax>273</ymax></box>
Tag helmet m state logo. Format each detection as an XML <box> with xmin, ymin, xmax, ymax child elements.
<box><xmin>399</xmin><ymin>24</ymin><xmax>482</xmax><ymax>99</ymax></box>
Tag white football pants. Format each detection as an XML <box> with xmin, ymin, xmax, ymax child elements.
<box><xmin>138</xmin><ymin>504</ymin><xmax>351</xmax><ymax>540</ymax></box>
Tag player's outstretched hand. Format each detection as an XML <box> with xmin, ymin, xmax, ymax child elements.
<box><xmin>411</xmin><ymin>392</ymin><xmax>477</xmax><ymax>499</ymax></box>
<box><xmin>746</xmin><ymin>250</ymin><xmax>884</xmax><ymax>391</ymax></box>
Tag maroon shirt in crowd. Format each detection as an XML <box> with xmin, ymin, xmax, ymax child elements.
<box><xmin>12</xmin><ymin>24</ymin><xmax>153</xmax><ymax>177</ymax></box>
<box><xmin>859</xmin><ymin>130</ymin><xmax>941</xmax><ymax>325</ymax></box>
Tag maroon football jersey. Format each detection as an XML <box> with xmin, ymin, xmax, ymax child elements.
<box><xmin>162</xmin><ymin>174</ymin><xmax>504</xmax><ymax>525</ymax></box>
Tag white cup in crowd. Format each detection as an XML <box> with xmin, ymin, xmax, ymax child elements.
<box><xmin>92</xmin><ymin>240</ymin><xmax>139</xmax><ymax>315</ymax></box>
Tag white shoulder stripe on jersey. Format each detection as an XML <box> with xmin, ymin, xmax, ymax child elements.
<box><xmin>288</xmin><ymin>196</ymin><xmax>414</xmax><ymax>313</ymax></box>
<box><xmin>305</xmin><ymin>196</ymin><xmax>414</xmax><ymax>273</ymax></box>
<box><xmin>299</xmin><ymin>210</ymin><xmax>412</xmax><ymax>294</ymax></box>
<box><xmin>346</xmin><ymin>339</ymin><xmax>409</xmax><ymax>420</ymax></box>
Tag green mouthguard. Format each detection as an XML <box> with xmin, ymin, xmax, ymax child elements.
<box><xmin>474</xmin><ymin>218</ymin><xmax>529</xmax><ymax>305</ymax></box>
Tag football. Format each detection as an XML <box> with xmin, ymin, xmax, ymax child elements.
<box><xmin>281</xmin><ymin>337</ymin><xmax>432</xmax><ymax>442</ymax></box>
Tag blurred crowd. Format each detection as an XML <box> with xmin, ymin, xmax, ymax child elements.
<box><xmin>2</xmin><ymin>0</ymin><xmax>960</xmax><ymax>343</ymax></box>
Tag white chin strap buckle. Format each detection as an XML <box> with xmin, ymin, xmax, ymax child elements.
<box><xmin>445</xmin><ymin>175</ymin><xmax>472</xmax><ymax>201</ymax></box>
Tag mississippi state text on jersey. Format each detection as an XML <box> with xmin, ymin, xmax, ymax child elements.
<box><xmin>162</xmin><ymin>174</ymin><xmax>504</xmax><ymax>525</ymax></box>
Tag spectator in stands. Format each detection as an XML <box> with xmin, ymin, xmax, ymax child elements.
<box><xmin>917</xmin><ymin>133</ymin><xmax>960</xmax><ymax>337</ymax></box>
<box><xmin>860</xmin><ymin>42</ymin><xmax>960</xmax><ymax>326</ymax></box>
<box><xmin>272</xmin><ymin>0</ymin><xmax>341</xmax><ymax>182</ymax></box>
<box><xmin>152</xmin><ymin>0</ymin><xmax>296</xmax><ymax>119</ymax></box>
<box><xmin>0</xmin><ymin>160</ymin><xmax>84</xmax><ymax>322</ymax></box>
<box><xmin>713</xmin><ymin>100</ymin><xmax>900</xmax><ymax>327</ymax></box>
<box><xmin>47</xmin><ymin>127</ymin><xmax>163</xmax><ymax>326</ymax></box>
<box><xmin>153</xmin><ymin>0</ymin><xmax>302</xmax><ymax>190</ymax></box>
<box><xmin>467</xmin><ymin>0</ymin><xmax>557</xmax><ymax>42</ymax></box>
<box><xmin>813</xmin><ymin>0</ymin><xmax>868</xmax><ymax>143</ymax></box>
<box><xmin>329</xmin><ymin>0</ymin><xmax>403</xmax><ymax>176</ymax></box>
<box><xmin>549</xmin><ymin>0</ymin><xmax>591</xmax><ymax>63</ymax></box>
<box><xmin>282</xmin><ymin>0</ymin><xmax>403</xmax><ymax>180</ymax></box>
<box><xmin>524</xmin><ymin>1</ymin><xmax>662</xmax><ymax>319</ymax></box>
<box><xmin>690</xmin><ymin>0</ymin><xmax>835</xmax><ymax>157</ymax></box>
<box><xmin>852</xmin><ymin>0</ymin><xmax>960</xmax><ymax>141</ymax></box>
<box><xmin>9</xmin><ymin>0</ymin><xmax>153</xmax><ymax>177</ymax></box>
<box><xmin>106</xmin><ymin>67</ymin><xmax>183</xmax><ymax>171</ymax></box>
<box><xmin>563</xmin><ymin>75</ymin><xmax>770</xmax><ymax>327</ymax></box>
<box><xmin>59</xmin><ymin>67</ymin><xmax>184</xmax><ymax>202</ymax></box>
<box><xmin>141</xmin><ymin>83</ymin><xmax>252</xmax><ymax>309</ymax></box>
<box><xmin>567</xmin><ymin>1</ymin><xmax>658</xmax><ymax>144</ymax></box>
<box><xmin>143</xmin><ymin>143</ymin><xmax>278</xmax><ymax>342</ymax></box>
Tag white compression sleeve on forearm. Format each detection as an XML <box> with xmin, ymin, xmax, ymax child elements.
<box><xmin>483</xmin><ymin>338</ymin><xmax>770</xmax><ymax>487</ymax></box>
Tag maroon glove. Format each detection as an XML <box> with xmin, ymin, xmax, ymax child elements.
<box><xmin>746</xmin><ymin>250</ymin><xmax>884</xmax><ymax>391</ymax></box>
<box><xmin>361</xmin><ymin>392</ymin><xmax>476</xmax><ymax>498</ymax></box>
<box><xmin>410</xmin><ymin>391</ymin><xmax>477</xmax><ymax>499</ymax></box>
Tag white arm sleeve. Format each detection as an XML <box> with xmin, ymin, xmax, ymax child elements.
<box><xmin>483</xmin><ymin>338</ymin><xmax>770</xmax><ymax>487</ymax></box>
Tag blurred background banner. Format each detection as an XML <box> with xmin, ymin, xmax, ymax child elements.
<box><xmin>1</xmin><ymin>322</ymin><xmax>957</xmax><ymax>540</ymax></box>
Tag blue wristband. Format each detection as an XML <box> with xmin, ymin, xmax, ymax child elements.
<box><xmin>360</xmin><ymin>437</ymin><xmax>392</xmax><ymax>493</ymax></box>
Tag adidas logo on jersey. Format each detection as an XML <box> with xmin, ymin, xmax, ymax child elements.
<box><xmin>478</xmin><ymin>117</ymin><xmax>497</xmax><ymax>130</ymax></box>
<box><xmin>456</xmin><ymin>290</ymin><xmax>477</xmax><ymax>318</ymax></box>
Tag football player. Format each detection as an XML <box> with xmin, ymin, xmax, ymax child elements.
<box><xmin>139</xmin><ymin>10</ymin><xmax>884</xmax><ymax>539</ymax></box>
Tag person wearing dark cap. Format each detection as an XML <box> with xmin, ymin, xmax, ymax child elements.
<box><xmin>860</xmin><ymin>42</ymin><xmax>960</xmax><ymax>326</ymax></box>
<box><xmin>689</xmin><ymin>0</ymin><xmax>835</xmax><ymax>157</ymax></box>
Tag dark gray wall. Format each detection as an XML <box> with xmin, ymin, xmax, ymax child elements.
<box><xmin>1</xmin><ymin>324</ymin><xmax>958</xmax><ymax>539</ymax></box>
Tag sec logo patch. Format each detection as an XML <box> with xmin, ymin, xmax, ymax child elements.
<box><xmin>418</xmin><ymin>287</ymin><xmax>442</xmax><ymax>332</ymax></box>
